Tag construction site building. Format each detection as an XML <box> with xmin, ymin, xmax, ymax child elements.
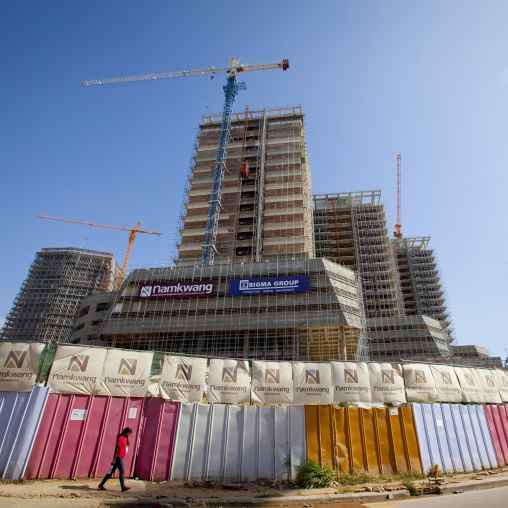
<box><xmin>175</xmin><ymin>106</ymin><xmax>314</xmax><ymax>264</ymax></box>
<box><xmin>94</xmin><ymin>259</ymin><xmax>368</xmax><ymax>362</ymax></box>
<box><xmin>1</xmin><ymin>248</ymin><xmax>120</xmax><ymax>343</ymax></box>
<box><xmin>392</xmin><ymin>236</ymin><xmax>453</xmax><ymax>338</ymax></box>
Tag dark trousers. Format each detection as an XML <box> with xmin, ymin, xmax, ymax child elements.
<box><xmin>99</xmin><ymin>456</ymin><xmax>125</xmax><ymax>490</ymax></box>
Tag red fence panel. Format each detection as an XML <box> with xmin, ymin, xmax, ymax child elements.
<box><xmin>135</xmin><ymin>398</ymin><xmax>180</xmax><ymax>481</ymax></box>
<box><xmin>484</xmin><ymin>405</ymin><xmax>506</xmax><ymax>467</ymax></box>
<box><xmin>25</xmin><ymin>394</ymin><xmax>143</xmax><ymax>479</ymax></box>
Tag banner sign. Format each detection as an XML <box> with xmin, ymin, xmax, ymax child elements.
<box><xmin>99</xmin><ymin>350</ymin><xmax>153</xmax><ymax>397</ymax></box>
<box><xmin>160</xmin><ymin>355</ymin><xmax>207</xmax><ymax>402</ymax></box>
<box><xmin>454</xmin><ymin>367</ymin><xmax>483</xmax><ymax>403</ymax></box>
<box><xmin>369</xmin><ymin>363</ymin><xmax>406</xmax><ymax>404</ymax></box>
<box><xmin>475</xmin><ymin>369</ymin><xmax>502</xmax><ymax>404</ymax></box>
<box><xmin>430</xmin><ymin>364</ymin><xmax>463</xmax><ymax>402</ymax></box>
<box><xmin>48</xmin><ymin>345</ymin><xmax>107</xmax><ymax>395</ymax></box>
<box><xmin>332</xmin><ymin>362</ymin><xmax>371</xmax><ymax>403</ymax></box>
<box><xmin>293</xmin><ymin>362</ymin><xmax>333</xmax><ymax>404</ymax></box>
<box><xmin>228</xmin><ymin>275</ymin><xmax>310</xmax><ymax>296</ymax></box>
<box><xmin>495</xmin><ymin>369</ymin><xmax>508</xmax><ymax>403</ymax></box>
<box><xmin>207</xmin><ymin>359</ymin><xmax>250</xmax><ymax>404</ymax></box>
<box><xmin>0</xmin><ymin>342</ymin><xmax>44</xmax><ymax>392</ymax></box>
<box><xmin>251</xmin><ymin>361</ymin><xmax>293</xmax><ymax>404</ymax></box>
<box><xmin>138</xmin><ymin>281</ymin><xmax>214</xmax><ymax>299</ymax></box>
<box><xmin>403</xmin><ymin>364</ymin><xmax>438</xmax><ymax>402</ymax></box>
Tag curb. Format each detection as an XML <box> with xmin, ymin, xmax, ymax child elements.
<box><xmin>437</xmin><ymin>475</ymin><xmax>508</xmax><ymax>495</ymax></box>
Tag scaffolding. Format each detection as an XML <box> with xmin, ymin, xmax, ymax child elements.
<box><xmin>0</xmin><ymin>248</ymin><xmax>120</xmax><ymax>343</ymax></box>
<box><xmin>96</xmin><ymin>258</ymin><xmax>368</xmax><ymax>362</ymax></box>
<box><xmin>176</xmin><ymin>106</ymin><xmax>314</xmax><ymax>265</ymax></box>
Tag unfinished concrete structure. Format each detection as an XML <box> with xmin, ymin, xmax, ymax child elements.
<box><xmin>1</xmin><ymin>248</ymin><xmax>120</xmax><ymax>343</ymax></box>
<box><xmin>96</xmin><ymin>259</ymin><xmax>367</xmax><ymax>362</ymax></box>
<box><xmin>176</xmin><ymin>106</ymin><xmax>314</xmax><ymax>264</ymax></box>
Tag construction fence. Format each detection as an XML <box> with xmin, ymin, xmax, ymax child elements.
<box><xmin>2</xmin><ymin>341</ymin><xmax>508</xmax><ymax>405</ymax></box>
<box><xmin>3</xmin><ymin>388</ymin><xmax>508</xmax><ymax>481</ymax></box>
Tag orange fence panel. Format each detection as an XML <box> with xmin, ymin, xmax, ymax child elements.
<box><xmin>305</xmin><ymin>406</ymin><xmax>422</xmax><ymax>474</ymax></box>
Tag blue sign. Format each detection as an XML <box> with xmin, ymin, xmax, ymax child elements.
<box><xmin>228</xmin><ymin>275</ymin><xmax>310</xmax><ymax>295</ymax></box>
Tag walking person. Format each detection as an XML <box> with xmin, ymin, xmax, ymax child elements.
<box><xmin>98</xmin><ymin>427</ymin><xmax>133</xmax><ymax>491</ymax></box>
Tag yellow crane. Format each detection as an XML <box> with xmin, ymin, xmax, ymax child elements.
<box><xmin>38</xmin><ymin>215</ymin><xmax>162</xmax><ymax>290</ymax></box>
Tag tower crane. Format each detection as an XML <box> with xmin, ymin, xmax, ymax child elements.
<box><xmin>81</xmin><ymin>57</ymin><xmax>290</xmax><ymax>265</ymax></box>
<box><xmin>38</xmin><ymin>215</ymin><xmax>162</xmax><ymax>290</ymax></box>
<box><xmin>394</xmin><ymin>154</ymin><xmax>403</xmax><ymax>239</ymax></box>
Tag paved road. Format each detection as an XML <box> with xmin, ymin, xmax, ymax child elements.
<box><xmin>364</xmin><ymin>484</ymin><xmax>508</xmax><ymax>508</ymax></box>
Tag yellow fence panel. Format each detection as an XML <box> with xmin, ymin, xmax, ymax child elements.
<box><xmin>305</xmin><ymin>405</ymin><xmax>423</xmax><ymax>474</ymax></box>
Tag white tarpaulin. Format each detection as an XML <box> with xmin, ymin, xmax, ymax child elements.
<box><xmin>403</xmin><ymin>363</ymin><xmax>438</xmax><ymax>402</ymax></box>
<box><xmin>207</xmin><ymin>359</ymin><xmax>250</xmax><ymax>404</ymax></box>
<box><xmin>251</xmin><ymin>361</ymin><xmax>293</xmax><ymax>404</ymax></box>
<box><xmin>429</xmin><ymin>364</ymin><xmax>463</xmax><ymax>402</ymax></box>
<box><xmin>293</xmin><ymin>362</ymin><xmax>333</xmax><ymax>404</ymax></box>
<box><xmin>160</xmin><ymin>355</ymin><xmax>207</xmax><ymax>402</ymax></box>
<box><xmin>454</xmin><ymin>367</ymin><xmax>483</xmax><ymax>403</ymax></box>
<box><xmin>99</xmin><ymin>349</ymin><xmax>153</xmax><ymax>397</ymax></box>
<box><xmin>0</xmin><ymin>342</ymin><xmax>44</xmax><ymax>392</ymax></box>
<box><xmin>47</xmin><ymin>345</ymin><xmax>107</xmax><ymax>395</ymax></box>
<box><xmin>369</xmin><ymin>363</ymin><xmax>406</xmax><ymax>404</ymax></box>
<box><xmin>475</xmin><ymin>369</ymin><xmax>502</xmax><ymax>404</ymax></box>
<box><xmin>331</xmin><ymin>362</ymin><xmax>372</xmax><ymax>403</ymax></box>
<box><xmin>494</xmin><ymin>369</ymin><xmax>508</xmax><ymax>402</ymax></box>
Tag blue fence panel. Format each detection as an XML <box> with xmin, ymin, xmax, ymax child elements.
<box><xmin>440</xmin><ymin>404</ymin><xmax>464</xmax><ymax>472</ymax></box>
<box><xmin>458</xmin><ymin>404</ymin><xmax>482</xmax><ymax>470</ymax></box>
<box><xmin>0</xmin><ymin>386</ymin><xmax>50</xmax><ymax>479</ymax></box>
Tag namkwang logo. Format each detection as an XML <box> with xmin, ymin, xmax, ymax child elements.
<box><xmin>485</xmin><ymin>375</ymin><xmax>495</xmax><ymax>388</ymax></box>
<box><xmin>222</xmin><ymin>367</ymin><xmax>238</xmax><ymax>383</ymax></box>
<box><xmin>118</xmin><ymin>358</ymin><xmax>137</xmax><ymax>376</ymax></box>
<box><xmin>140</xmin><ymin>286</ymin><xmax>152</xmax><ymax>297</ymax></box>
<box><xmin>441</xmin><ymin>371</ymin><xmax>452</xmax><ymax>385</ymax></box>
<box><xmin>415</xmin><ymin>370</ymin><xmax>427</xmax><ymax>384</ymax></box>
<box><xmin>344</xmin><ymin>369</ymin><xmax>358</xmax><ymax>384</ymax></box>
<box><xmin>68</xmin><ymin>355</ymin><xmax>89</xmax><ymax>372</ymax></box>
<box><xmin>381</xmin><ymin>370</ymin><xmax>395</xmax><ymax>384</ymax></box>
<box><xmin>175</xmin><ymin>364</ymin><xmax>192</xmax><ymax>382</ymax></box>
<box><xmin>464</xmin><ymin>373</ymin><xmax>476</xmax><ymax>386</ymax></box>
<box><xmin>264</xmin><ymin>368</ymin><xmax>280</xmax><ymax>384</ymax></box>
<box><xmin>4</xmin><ymin>351</ymin><xmax>27</xmax><ymax>369</ymax></box>
<box><xmin>305</xmin><ymin>370</ymin><xmax>320</xmax><ymax>385</ymax></box>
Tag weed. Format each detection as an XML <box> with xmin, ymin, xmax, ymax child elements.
<box><xmin>336</xmin><ymin>472</ymin><xmax>375</xmax><ymax>486</ymax></box>
<box><xmin>340</xmin><ymin>486</ymin><xmax>351</xmax><ymax>494</ymax></box>
<box><xmin>402</xmin><ymin>479</ymin><xmax>418</xmax><ymax>494</ymax></box>
<box><xmin>295</xmin><ymin>459</ymin><xmax>336</xmax><ymax>489</ymax></box>
<box><xmin>282</xmin><ymin>455</ymin><xmax>292</xmax><ymax>472</ymax></box>
<box><xmin>256</xmin><ymin>492</ymin><xmax>283</xmax><ymax>498</ymax></box>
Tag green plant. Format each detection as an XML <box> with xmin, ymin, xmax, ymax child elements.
<box><xmin>340</xmin><ymin>486</ymin><xmax>351</xmax><ymax>494</ymax></box>
<box><xmin>295</xmin><ymin>459</ymin><xmax>336</xmax><ymax>489</ymax></box>
<box><xmin>402</xmin><ymin>479</ymin><xmax>418</xmax><ymax>494</ymax></box>
<box><xmin>282</xmin><ymin>455</ymin><xmax>292</xmax><ymax>472</ymax></box>
<box><xmin>255</xmin><ymin>492</ymin><xmax>283</xmax><ymax>498</ymax></box>
<box><xmin>336</xmin><ymin>472</ymin><xmax>375</xmax><ymax>486</ymax></box>
<box><xmin>339</xmin><ymin>401</ymin><xmax>352</xmax><ymax>407</ymax></box>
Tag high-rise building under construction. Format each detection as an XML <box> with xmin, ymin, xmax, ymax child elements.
<box><xmin>1</xmin><ymin>248</ymin><xmax>120</xmax><ymax>343</ymax></box>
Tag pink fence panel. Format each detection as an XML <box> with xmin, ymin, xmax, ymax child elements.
<box><xmin>484</xmin><ymin>405</ymin><xmax>506</xmax><ymax>467</ymax></box>
<box><xmin>135</xmin><ymin>398</ymin><xmax>180</xmax><ymax>481</ymax></box>
<box><xmin>25</xmin><ymin>394</ymin><xmax>143</xmax><ymax>479</ymax></box>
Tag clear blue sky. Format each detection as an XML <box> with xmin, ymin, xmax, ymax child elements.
<box><xmin>1</xmin><ymin>1</ymin><xmax>507</xmax><ymax>360</ymax></box>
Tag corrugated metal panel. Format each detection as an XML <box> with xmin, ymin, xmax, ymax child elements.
<box><xmin>485</xmin><ymin>405</ymin><xmax>508</xmax><ymax>465</ymax></box>
<box><xmin>305</xmin><ymin>406</ymin><xmax>422</xmax><ymax>474</ymax></box>
<box><xmin>484</xmin><ymin>405</ymin><xmax>505</xmax><ymax>466</ymax></box>
<box><xmin>0</xmin><ymin>386</ymin><xmax>50</xmax><ymax>479</ymax></box>
<box><xmin>135</xmin><ymin>399</ymin><xmax>180</xmax><ymax>481</ymax></box>
<box><xmin>413</xmin><ymin>403</ymin><xmax>498</xmax><ymax>473</ymax></box>
<box><xmin>170</xmin><ymin>403</ymin><xmax>306</xmax><ymax>482</ymax></box>
<box><xmin>25</xmin><ymin>394</ymin><xmax>143</xmax><ymax>479</ymax></box>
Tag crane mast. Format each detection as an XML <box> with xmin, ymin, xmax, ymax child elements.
<box><xmin>81</xmin><ymin>58</ymin><xmax>289</xmax><ymax>265</ymax></box>
<box><xmin>395</xmin><ymin>154</ymin><xmax>403</xmax><ymax>239</ymax></box>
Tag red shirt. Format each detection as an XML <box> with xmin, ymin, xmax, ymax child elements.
<box><xmin>116</xmin><ymin>436</ymin><xmax>127</xmax><ymax>458</ymax></box>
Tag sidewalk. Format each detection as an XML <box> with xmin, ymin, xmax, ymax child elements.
<box><xmin>1</xmin><ymin>469</ymin><xmax>508</xmax><ymax>507</ymax></box>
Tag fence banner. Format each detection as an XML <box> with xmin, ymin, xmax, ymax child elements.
<box><xmin>454</xmin><ymin>367</ymin><xmax>483</xmax><ymax>403</ymax></box>
<box><xmin>207</xmin><ymin>359</ymin><xmax>250</xmax><ymax>404</ymax></box>
<box><xmin>474</xmin><ymin>369</ymin><xmax>502</xmax><ymax>404</ymax></box>
<box><xmin>293</xmin><ymin>362</ymin><xmax>332</xmax><ymax>404</ymax></box>
<box><xmin>331</xmin><ymin>362</ymin><xmax>371</xmax><ymax>403</ymax></box>
<box><xmin>251</xmin><ymin>361</ymin><xmax>293</xmax><ymax>404</ymax></box>
<box><xmin>369</xmin><ymin>363</ymin><xmax>406</xmax><ymax>404</ymax></box>
<box><xmin>0</xmin><ymin>342</ymin><xmax>44</xmax><ymax>392</ymax></box>
<box><xmin>47</xmin><ymin>346</ymin><xmax>107</xmax><ymax>395</ymax></box>
<box><xmin>429</xmin><ymin>364</ymin><xmax>463</xmax><ymax>403</ymax></box>
<box><xmin>403</xmin><ymin>364</ymin><xmax>438</xmax><ymax>402</ymax></box>
<box><xmin>160</xmin><ymin>356</ymin><xmax>206</xmax><ymax>402</ymax></box>
<box><xmin>99</xmin><ymin>350</ymin><xmax>153</xmax><ymax>397</ymax></box>
<box><xmin>495</xmin><ymin>370</ymin><xmax>508</xmax><ymax>402</ymax></box>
